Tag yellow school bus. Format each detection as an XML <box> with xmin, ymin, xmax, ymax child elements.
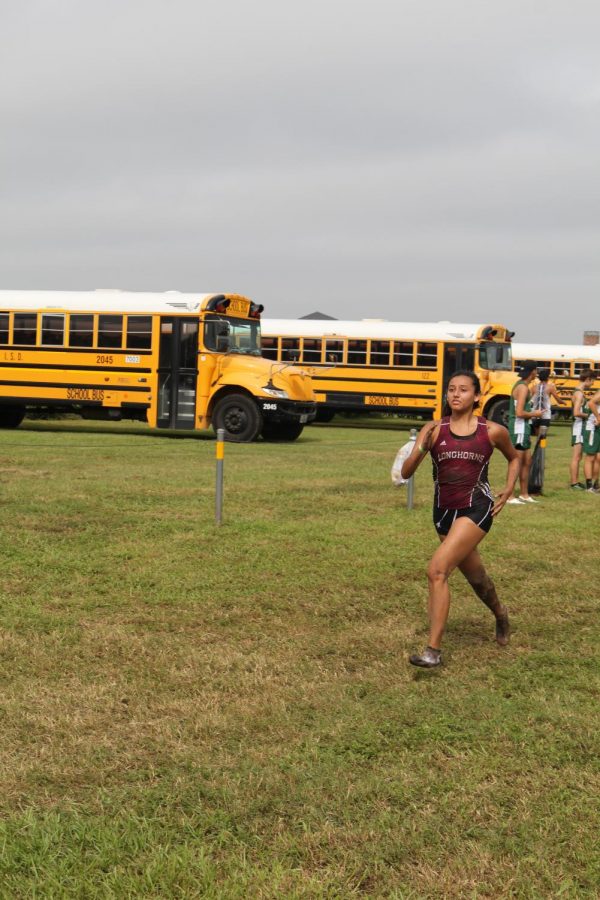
<box><xmin>513</xmin><ymin>343</ymin><xmax>600</xmax><ymax>413</ymax></box>
<box><xmin>261</xmin><ymin>319</ymin><xmax>516</xmax><ymax>423</ymax></box>
<box><xmin>0</xmin><ymin>291</ymin><xmax>316</xmax><ymax>441</ymax></box>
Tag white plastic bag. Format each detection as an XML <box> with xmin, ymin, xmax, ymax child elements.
<box><xmin>391</xmin><ymin>437</ymin><xmax>416</xmax><ymax>486</ymax></box>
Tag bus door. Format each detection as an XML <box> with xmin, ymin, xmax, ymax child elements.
<box><xmin>442</xmin><ymin>343</ymin><xmax>476</xmax><ymax>394</ymax></box>
<box><xmin>157</xmin><ymin>317</ymin><xmax>199</xmax><ymax>429</ymax></box>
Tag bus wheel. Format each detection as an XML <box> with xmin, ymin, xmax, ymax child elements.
<box><xmin>487</xmin><ymin>399</ymin><xmax>509</xmax><ymax>428</ymax></box>
<box><xmin>0</xmin><ymin>405</ymin><xmax>25</xmax><ymax>428</ymax></box>
<box><xmin>261</xmin><ymin>421</ymin><xmax>304</xmax><ymax>442</ymax></box>
<box><xmin>213</xmin><ymin>394</ymin><xmax>262</xmax><ymax>442</ymax></box>
<box><xmin>315</xmin><ymin>409</ymin><xmax>335</xmax><ymax>423</ymax></box>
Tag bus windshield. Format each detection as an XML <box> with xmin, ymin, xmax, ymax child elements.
<box><xmin>204</xmin><ymin>317</ymin><xmax>262</xmax><ymax>356</ymax></box>
<box><xmin>479</xmin><ymin>341</ymin><xmax>512</xmax><ymax>371</ymax></box>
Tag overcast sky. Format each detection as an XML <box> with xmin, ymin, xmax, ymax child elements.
<box><xmin>1</xmin><ymin>0</ymin><xmax>599</xmax><ymax>342</ymax></box>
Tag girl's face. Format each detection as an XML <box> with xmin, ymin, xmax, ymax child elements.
<box><xmin>447</xmin><ymin>376</ymin><xmax>479</xmax><ymax>412</ymax></box>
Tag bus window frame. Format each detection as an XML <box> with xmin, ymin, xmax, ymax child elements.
<box><xmin>41</xmin><ymin>313</ymin><xmax>65</xmax><ymax>347</ymax></box>
<box><xmin>369</xmin><ymin>339</ymin><xmax>392</xmax><ymax>367</ymax></box>
<box><xmin>393</xmin><ymin>340</ymin><xmax>415</xmax><ymax>367</ymax></box>
<box><xmin>12</xmin><ymin>311</ymin><xmax>38</xmax><ymax>346</ymax></box>
<box><xmin>416</xmin><ymin>341</ymin><xmax>438</xmax><ymax>369</ymax></box>
<box><xmin>301</xmin><ymin>337</ymin><xmax>323</xmax><ymax>364</ymax></box>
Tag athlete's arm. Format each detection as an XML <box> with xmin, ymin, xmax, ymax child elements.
<box><xmin>514</xmin><ymin>383</ymin><xmax>537</xmax><ymax>418</ymax></box>
<box><xmin>400</xmin><ymin>421</ymin><xmax>440</xmax><ymax>480</ymax></box>
<box><xmin>487</xmin><ymin>422</ymin><xmax>521</xmax><ymax>516</ymax></box>
<box><xmin>573</xmin><ymin>389</ymin><xmax>586</xmax><ymax>419</ymax></box>
<box><xmin>589</xmin><ymin>391</ymin><xmax>600</xmax><ymax>419</ymax></box>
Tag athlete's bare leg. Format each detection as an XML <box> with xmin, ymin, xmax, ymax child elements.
<box><xmin>570</xmin><ymin>443</ymin><xmax>583</xmax><ymax>484</ymax></box>
<box><xmin>426</xmin><ymin>517</ymin><xmax>486</xmax><ymax>650</ymax></box>
<box><xmin>458</xmin><ymin>548</ymin><xmax>510</xmax><ymax>645</ymax></box>
<box><xmin>584</xmin><ymin>454</ymin><xmax>594</xmax><ymax>482</ymax></box>
<box><xmin>519</xmin><ymin>449</ymin><xmax>532</xmax><ymax>498</ymax></box>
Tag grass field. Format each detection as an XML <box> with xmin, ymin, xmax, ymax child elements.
<box><xmin>0</xmin><ymin>417</ymin><xmax>598</xmax><ymax>898</ymax></box>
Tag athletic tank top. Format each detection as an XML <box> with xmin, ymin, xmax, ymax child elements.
<box><xmin>430</xmin><ymin>417</ymin><xmax>494</xmax><ymax>509</ymax></box>
<box><xmin>572</xmin><ymin>388</ymin><xmax>585</xmax><ymax>438</ymax></box>
<box><xmin>583</xmin><ymin>397</ymin><xmax>596</xmax><ymax>431</ymax></box>
<box><xmin>508</xmin><ymin>379</ymin><xmax>532</xmax><ymax>430</ymax></box>
<box><xmin>531</xmin><ymin>382</ymin><xmax>551</xmax><ymax>417</ymax></box>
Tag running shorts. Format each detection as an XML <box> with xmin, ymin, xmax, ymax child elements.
<box><xmin>583</xmin><ymin>428</ymin><xmax>600</xmax><ymax>455</ymax></box>
<box><xmin>509</xmin><ymin>417</ymin><xmax>531</xmax><ymax>451</ymax></box>
<box><xmin>433</xmin><ymin>499</ymin><xmax>494</xmax><ymax>536</ymax></box>
<box><xmin>572</xmin><ymin>419</ymin><xmax>584</xmax><ymax>446</ymax></box>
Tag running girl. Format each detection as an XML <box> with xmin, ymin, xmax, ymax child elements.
<box><xmin>401</xmin><ymin>370</ymin><xmax>520</xmax><ymax>668</ymax></box>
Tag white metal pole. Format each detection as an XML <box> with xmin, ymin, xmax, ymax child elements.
<box><xmin>407</xmin><ymin>428</ymin><xmax>417</xmax><ymax>510</ymax></box>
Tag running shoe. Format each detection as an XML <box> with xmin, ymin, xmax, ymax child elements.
<box><xmin>586</xmin><ymin>487</ymin><xmax>599</xmax><ymax>494</ymax></box>
<box><xmin>570</xmin><ymin>483</ymin><xmax>586</xmax><ymax>490</ymax></box>
<box><xmin>507</xmin><ymin>498</ymin><xmax>525</xmax><ymax>505</ymax></box>
<box><xmin>409</xmin><ymin>647</ymin><xmax>442</xmax><ymax>668</ymax></box>
<box><xmin>519</xmin><ymin>496</ymin><xmax>540</xmax><ymax>503</ymax></box>
<box><xmin>495</xmin><ymin>608</ymin><xmax>510</xmax><ymax>646</ymax></box>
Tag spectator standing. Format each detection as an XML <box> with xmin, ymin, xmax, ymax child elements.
<box><xmin>530</xmin><ymin>368</ymin><xmax>565</xmax><ymax>437</ymax></box>
<box><xmin>583</xmin><ymin>388</ymin><xmax>600</xmax><ymax>493</ymax></box>
<box><xmin>507</xmin><ymin>361</ymin><xmax>539</xmax><ymax>504</ymax></box>
<box><xmin>570</xmin><ymin>369</ymin><xmax>595</xmax><ymax>489</ymax></box>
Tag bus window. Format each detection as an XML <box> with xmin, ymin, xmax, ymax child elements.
<box><xmin>13</xmin><ymin>313</ymin><xmax>37</xmax><ymax>345</ymax></box>
<box><xmin>0</xmin><ymin>313</ymin><xmax>8</xmax><ymax>344</ymax></box>
<box><xmin>479</xmin><ymin>342</ymin><xmax>511</xmax><ymax>371</ymax></box>
<box><xmin>416</xmin><ymin>342</ymin><xmax>437</xmax><ymax>368</ymax></box>
<box><xmin>574</xmin><ymin>361</ymin><xmax>594</xmax><ymax>377</ymax></box>
<box><xmin>261</xmin><ymin>336</ymin><xmax>278</xmax><ymax>360</ymax></box>
<box><xmin>41</xmin><ymin>314</ymin><xmax>65</xmax><ymax>346</ymax></box>
<box><xmin>180</xmin><ymin>321</ymin><xmax>199</xmax><ymax>367</ymax></box>
<box><xmin>69</xmin><ymin>314</ymin><xmax>94</xmax><ymax>347</ymax></box>
<box><xmin>370</xmin><ymin>340</ymin><xmax>390</xmax><ymax>366</ymax></box>
<box><xmin>325</xmin><ymin>339</ymin><xmax>343</xmax><ymax>363</ymax></box>
<box><xmin>348</xmin><ymin>339</ymin><xmax>367</xmax><ymax>365</ymax></box>
<box><xmin>98</xmin><ymin>315</ymin><xmax>123</xmax><ymax>349</ymax></box>
<box><xmin>126</xmin><ymin>316</ymin><xmax>152</xmax><ymax>350</ymax></box>
<box><xmin>302</xmin><ymin>338</ymin><xmax>322</xmax><ymax>363</ymax></box>
<box><xmin>393</xmin><ymin>341</ymin><xmax>414</xmax><ymax>366</ymax></box>
<box><xmin>282</xmin><ymin>338</ymin><xmax>300</xmax><ymax>361</ymax></box>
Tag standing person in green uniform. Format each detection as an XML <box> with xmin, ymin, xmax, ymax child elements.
<box><xmin>583</xmin><ymin>388</ymin><xmax>600</xmax><ymax>493</ymax></box>
<box><xmin>507</xmin><ymin>360</ymin><xmax>539</xmax><ymax>505</ymax></box>
<box><xmin>570</xmin><ymin>369</ymin><xmax>595</xmax><ymax>489</ymax></box>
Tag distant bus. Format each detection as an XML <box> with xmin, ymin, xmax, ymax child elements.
<box><xmin>0</xmin><ymin>291</ymin><xmax>316</xmax><ymax>441</ymax></box>
<box><xmin>513</xmin><ymin>342</ymin><xmax>600</xmax><ymax>411</ymax></box>
<box><xmin>261</xmin><ymin>319</ymin><xmax>516</xmax><ymax>423</ymax></box>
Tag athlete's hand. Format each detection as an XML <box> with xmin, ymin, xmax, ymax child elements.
<box><xmin>492</xmin><ymin>491</ymin><xmax>511</xmax><ymax>516</ymax></box>
<box><xmin>420</xmin><ymin>423</ymin><xmax>437</xmax><ymax>452</ymax></box>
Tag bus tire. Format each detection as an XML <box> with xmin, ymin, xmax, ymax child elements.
<box><xmin>213</xmin><ymin>393</ymin><xmax>262</xmax><ymax>442</ymax></box>
<box><xmin>315</xmin><ymin>408</ymin><xmax>335</xmax><ymax>423</ymax></box>
<box><xmin>261</xmin><ymin>421</ymin><xmax>304</xmax><ymax>441</ymax></box>
<box><xmin>0</xmin><ymin>405</ymin><xmax>26</xmax><ymax>429</ymax></box>
<box><xmin>486</xmin><ymin>399</ymin><xmax>509</xmax><ymax>428</ymax></box>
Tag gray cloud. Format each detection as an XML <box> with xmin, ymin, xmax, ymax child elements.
<box><xmin>1</xmin><ymin>0</ymin><xmax>599</xmax><ymax>340</ymax></box>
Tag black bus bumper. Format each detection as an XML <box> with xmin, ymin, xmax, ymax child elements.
<box><xmin>258</xmin><ymin>399</ymin><xmax>317</xmax><ymax>424</ymax></box>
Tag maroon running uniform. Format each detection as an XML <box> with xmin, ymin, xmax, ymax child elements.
<box><xmin>430</xmin><ymin>417</ymin><xmax>495</xmax><ymax>534</ymax></box>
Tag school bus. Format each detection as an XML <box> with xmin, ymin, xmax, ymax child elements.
<box><xmin>261</xmin><ymin>319</ymin><xmax>516</xmax><ymax>423</ymax></box>
<box><xmin>512</xmin><ymin>342</ymin><xmax>600</xmax><ymax>414</ymax></box>
<box><xmin>0</xmin><ymin>291</ymin><xmax>316</xmax><ymax>441</ymax></box>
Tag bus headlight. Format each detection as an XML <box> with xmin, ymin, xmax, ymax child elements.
<box><xmin>262</xmin><ymin>387</ymin><xmax>289</xmax><ymax>399</ymax></box>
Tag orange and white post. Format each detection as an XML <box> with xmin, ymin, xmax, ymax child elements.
<box><xmin>215</xmin><ymin>428</ymin><xmax>225</xmax><ymax>525</ymax></box>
